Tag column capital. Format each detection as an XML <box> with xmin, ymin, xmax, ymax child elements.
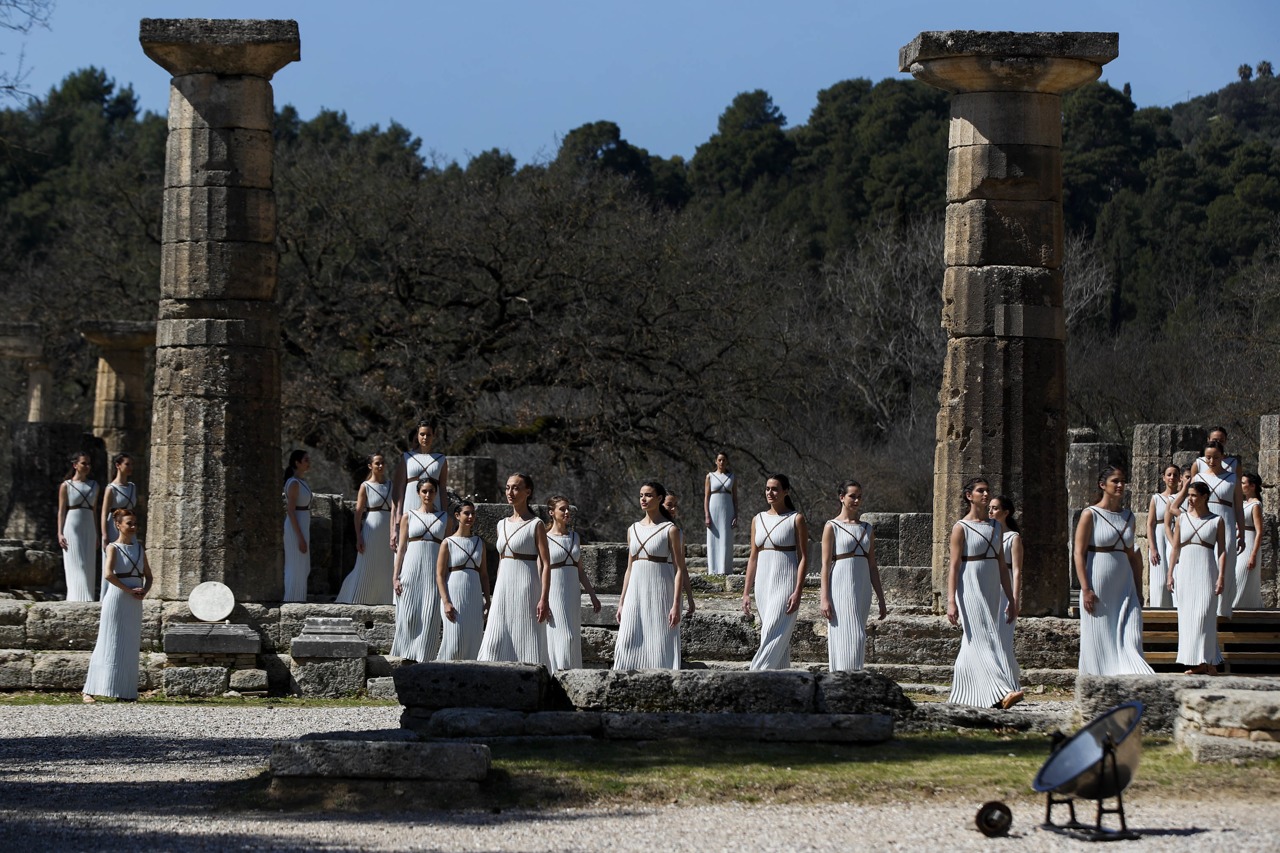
<box><xmin>900</xmin><ymin>30</ymin><xmax>1118</xmax><ymax>95</ymax></box>
<box><xmin>140</xmin><ymin>18</ymin><xmax>300</xmax><ymax>79</ymax></box>
<box><xmin>80</xmin><ymin>320</ymin><xmax>157</xmax><ymax>352</ymax></box>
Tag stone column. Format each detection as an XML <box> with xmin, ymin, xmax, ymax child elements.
<box><xmin>1130</xmin><ymin>424</ymin><xmax>1206</xmax><ymax>501</ymax></box>
<box><xmin>0</xmin><ymin>323</ymin><xmax>51</xmax><ymax>423</ymax></box>
<box><xmin>900</xmin><ymin>32</ymin><xmax>1118</xmax><ymax>616</ymax></box>
<box><xmin>140</xmin><ymin>19</ymin><xmax>299</xmax><ymax>601</ymax></box>
<box><xmin>446</xmin><ymin>456</ymin><xmax>499</xmax><ymax>503</ymax></box>
<box><xmin>79</xmin><ymin>321</ymin><xmax>156</xmax><ymax>462</ymax></box>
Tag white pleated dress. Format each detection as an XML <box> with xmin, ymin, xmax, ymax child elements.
<box><xmin>826</xmin><ymin>519</ymin><xmax>873</xmax><ymax>672</ymax></box>
<box><xmin>402</xmin><ymin>451</ymin><xmax>445</xmax><ymax>512</ymax></box>
<box><xmin>390</xmin><ymin>509</ymin><xmax>447</xmax><ymax>662</ymax></box>
<box><xmin>546</xmin><ymin>531</ymin><xmax>585</xmax><ymax>672</ymax></box>
<box><xmin>706</xmin><ymin>472</ymin><xmax>735</xmax><ymax>576</ymax></box>
<box><xmin>1197</xmin><ymin>470</ymin><xmax>1238</xmax><ymax>618</ymax></box>
<box><xmin>100</xmin><ymin>481</ymin><xmax>138</xmax><ymax>599</ymax></box>
<box><xmin>750</xmin><ymin>511</ymin><xmax>802</xmax><ymax>671</ymax></box>
<box><xmin>1234</xmin><ymin>499</ymin><xmax>1264</xmax><ymax>609</ymax></box>
<box><xmin>948</xmin><ymin>520</ymin><xmax>1021</xmax><ymax>707</ymax></box>
<box><xmin>336</xmin><ymin>480</ymin><xmax>395</xmax><ymax>605</ymax></box>
<box><xmin>1077</xmin><ymin>507</ymin><xmax>1154</xmax><ymax>676</ymax></box>
<box><xmin>282</xmin><ymin>477</ymin><xmax>312</xmax><ymax>602</ymax></box>
<box><xmin>62</xmin><ymin>479</ymin><xmax>99</xmax><ymax>602</ymax></box>
<box><xmin>613</xmin><ymin>521</ymin><xmax>681</xmax><ymax>670</ymax></box>
<box><xmin>83</xmin><ymin>540</ymin><xmax>145</xmax><ymax>699</ymax></box>
<box><xmin>1148</xmin><ymin>494</ymin><xmax>1175</xmax><ymax>607</ymax></box>
<box><xmin>1174</xmin><ymin>514</ymin><xmax>1224</xmax><ymax>667</ymax></box>
<box><xmin>999</xmin><ymin>529</ymin><xmax>1023</xmax><ymax>686</ymax></box>
<box><xmin>437</xmin><ymin>534</ymin><xmax>485</xmax><ymax>661</ymax></box>
<box><xmin>479</xmin><ymin>518</ymin><xmax>549</xmax><ymax>666</ymax></box>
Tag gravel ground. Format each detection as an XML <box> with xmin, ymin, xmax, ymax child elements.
<box><xmin>0</xmin><ymin>703</ymin><xmax>1276</xmax><ymax>852</ymax></box>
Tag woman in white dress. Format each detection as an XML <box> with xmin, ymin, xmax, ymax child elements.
<box><xmin>336</xmin><ymin>452</ymin><xmax>396</xmax><ymax>604</ymax></box>
<box><xmin>83</xmin><ymin>508</ymin><xmax>151</xmax><ymax>702</ymax></box>
<box><xmin>743</xmin><ymin>474</ymin><xmax>808</xmax><ymax>671</ymax></box>
<box><xmin>390</xmin><ymin>477</ymin><xmax>452</xmax><ymax>662</ymax></box>
<box><xmin>1075</xmin><ymin>464</ymin><xmax>1154</xmax><ymax>677</ymax></box>
<box><xmin>543</xmin><ymin>495</ymin><xmax>602</xmax><ymax>671</ymax></box>
<box><xmin>946</xmin><ymin>477</ymin><xmax>1023</xmax><ymax>708</ymax></box>
<box><xmin>479</xmin><ymin>473</ymin><xmax>552</xmax><ymax>665</ymax></box>
<box><xmin>820</xmin><ymin>479</ymin><xmax>887</xmax><ymax>672</ymax></box>
<box><xmin>436</xmin><ymin>500</ymin><xmax>491</xmax><ymax>661</ymax></box>
<box><xmin>392</xmin><ymin>420</ymin><xmax>448</xmax><ymax>547</ymax></box>
<box><xmin>1172</xmin><ymin>440</ymin><xmax>1243</xmax><ymax>618</ymax></box>
<box><xmin>1145</xmin><ymin>463</ymin><xmax>1179</xmax><ymax>608</ymax></box>
<box><xmin>703</xmin><ymin>452</ymin><xmax>738</xmax><ymax>576</ymax></box>
<box><xmin>662</xmin><ymin>492</ymin><xmax>698</xmax><ymax>617</ymax></box>
<box><xmin>989</xmin><ymin>494</ymin><xmax>1024</xmax><ymax>688</ymax></box>
<box><xmin>57</xmin><ymin>451</ymin><xmax>99</xmax><ymax>601</ymax></box>
<box><xmin>99</xmin><ymin>452</ymin><xmax>139</xmax><ymax>599</ymax></box>
<box><xmin>1168</xmin><ymin>481</ymin><xmax>1226</xmax><ymax>674</ymax></box>
<box><xmin>614</xmin><ymin>481</ymin><xmax>687</xmax><ymax>670</ymax></box>
<box><xmin>282</xmin><ymin>450</ymin><xmax>312</xmax><ymax>603</ymax></box>
<box><xmin>1235</xmin><ymin>472</ymin><xmax>1265</xmax><ymax>610</ymax></box>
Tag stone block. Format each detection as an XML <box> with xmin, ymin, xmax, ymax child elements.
<box><xmin>152</xmin><ymin>344</ymin><xmax>279</xmax><ymax>401</ymax></box>
<box><xmin>163</xmin><ymin>665</ymin><xmax>228</xmax><ymax>697</ymax></box>
<box><xmin>140</xmin><ymin>652</ymin><xmax>166</xmax><ymax>691</ymax></box>
<box><xmin>291</xmin><ymin>657</ymin><xmax>366</xmax><ymax>698</ymax></box>
<box><xmin>163</xmin><ymin>623</ymin><xmax>261</xmax><ymax>654</ymax></box>
<box><xmin>0</xmin><ymin>650</ymin><xmax>32</xmax><ymax>689</ymax></box>
<box><xmin>1180</xmin><ymin>689</ymin><xmax>1280</xmax><ymax>731</ymax></box>
<box><xmin>680</xmin><ymin>610</ymin><xmax>758</xmax><ymax>660</ymax></box>
<box><xmin>141</xmin><ymin>19</ymin><xmax>300</xmax><ymax>79</ymax></box>
<box><xmin>524</xmin><ymin>711</ymin><xmax>604</xmax><ymax>737</ymax></box>
<box><xmin>365</xmin><ymin>655</ymin><xmax>400</xmax><ymax>678</ymax></box>
<box><xmin>160</xmin><ymin>241</ymin><xmax>278</xmax><ymax>301</ymax></box>
<box><xmin>814</xmin><ymin>671</ymin><xmax>916</xmax><ymax>717</ymax></box>
<box><xmin>1011</xmin><ymin>617</ymin><xmax>1078</xmax><ymax>669</ymax></box>
<box><xmin>1076</xmin><ymin>673</ymin><xmax>1280</xmax><ymax>734</ymax></box>
<box><xmin>901</xmin><ymin>702</ymin><xmax>1069</xmax><ymax>734</ymax></box>
<box><xmin>162</xmin><ymin>186</ymin><xmax>276</xmax><ymax>244</ymax></box>
<box><xmin>948</xmin><ymin>143</ymin><xmax>1061</xmax><ymax>202</ymax></box>
<box><xmin>877</xmin><ymin>566</ymin><xmax>933</xmax><ymax>609</ymax></box>
<box><xmin>1260</xmin><ymin>415</ymin><xmax>1280</xmax><ymax>489</ymax></box>
<box><xmin>862</xmin><ymin>513</ymin><xmax>899</xmax><ymax>566</ymax></box>
<box><xmin>165</xmin><ymin>74</ymin><xmax>276</xmax><ymax>131</ymax></box>
<box><xmin>270</xmin><ymin>739</ymin><xmax>489</xmax><ymax>780</ymax></box>
<box><xmin>0</xmin><ymin>545</ymin><xmax>54</xmax><ymax>588</ymax></box>
<box><xmin>944</xmin><ymin>198</ymin><xmax>1063</xmax><ymax>268</ymax></box>
<box><xmin>155</xmin><ymin>314</ymin><xmax>279</xmax><ymax>348</ymax></box>
<box><xmin>580</xmin><ymin>544</ymin><xmax>627</xmax><ymax>594</ymax></box>
<box><xmin>267</xmin><ymin>777</ymin><xmax>481</xmax><ymax>809</ymax></box>
<box><xmin>581</xmin><ymin>626</ymin><xmax>614</xmax><ymax>664</ymax></box>
<box><xmin>899</xmin><ymin>514</ymin><xmax>933</xmax><ymax>567</ymax></box>
<box><xmin>365</xmin><ymin>676</ymin><xmax>397</xmax><ymax>700</ymax></box>
<box><xmin>553</xmin><ymin>669</ymin><xmax>816</xmax><ymax>714</ymax></box>
<box><xmin>942</xmin><ymin>265</ymin><xmax>1064</xmax><ymax>340</ymax></box>
<box><xmin>900</xmin><ymin>30</ymin><xmax>1118</xmax><ymax>73</ymax></box>
<box><xmin>866</xmin><ymin>615</ymin><xmax>960</xmax><ymax>666</ymax></box>
<box><xmin>25</xmin><ymin>602</ymin><xmax>100</xmax><ymax>650</ymax></box>
<box><xmin>260</xmin><ymin>652</ymin><xmax>293</xmax><ymax>694</ymax></box>
<box><xmin>1176</xmin><ymin>724</ymin><xmax>1280</xmax><ymax>763</ymax></box>
<box><xmin>393</xmin><ymin>661</ymin><xmax>548</xmax><ymax>712</ymax></box>
<box><xmin>229</xmin><ymin>668</ymin><xmax>268</xmax><ymax>692</ymax></box>
<box><xmin>424</xmin><ymin>708</ymin><xmax>528</xmax><ymax>738</ymax></box>
<box><xmin>288</xmin><ymin>616</ymin><xmax>368</xmax><ymax>658</ymax></box>
<box><xmin>30</xmin><ymin>651</ymin><xmax>92</xmax><ymax>690</ymax></box>
<box><xmin>599</xmin><ymin>712</ymin><xmax>894</xmax><ymax>743</ymax></box>
<box><xmin>445</xmin><ymin>456</ymin><xmax>499</xmax><ymax>503</ymax></box>
<box><xmin>165</xmin><ymin>127</ymin><xmax>273</xmax><ymax>189</ymax></box>
<box><xmin>279</xmin><ymin>605</ymin><xmax>393</xmax><ymax>656</ymax></box>
<box><xmin>949</xmin><ymin>92</ymin><xmax>1062</xmax><ymax>148</ymax></box>
<box><xmin>1130</xmin><ymin>424</ymin><xmax>1207</xmax><ymax>462</ymax></box>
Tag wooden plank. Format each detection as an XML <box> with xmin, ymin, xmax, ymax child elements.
<box><xmin>1144</xmin><ymin>651</ymin><xmax>1280</xmax><ymax>663</ymax></box>
<box><xmin>1143</xmin><ymin>631</ymin><xmax>1280</xmax><ymax>643</ymax></box>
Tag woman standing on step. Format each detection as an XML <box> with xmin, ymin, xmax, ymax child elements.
<box><xmin>58</xmin><ymin>451</ymin><xmax>100</xmax><ymax>601</ymax></box>
<box><xmin>336</xmin><ymin>452</ymin><xmax>396</xmax><ymax>605</ymax></box>
<box><xmin>436</xmin><ymin>500</ymin><xmax>490</xmax><ymax>661</ymax></box>
<box><xmin>479</xmin><ymin>473</ymin><xmax>552</xmax><ymax>666</ymax></box>
<box><xmin>614</xmin><ymin>481</ymin><xmax>687</xmax><ymax>670</ymax></box>
<box><xmin>83</xmin><ymin>508</ymin><xmax>151</xmax><ymax>702</ymax></box>
<box><xmin>662</xmin><ymin>491</ymin><xmax>697</xmax><ymax>618</ymax></box>
<box><xmin>743</xmin><ymin>474</ymin><xmax>808</xmax><ymax>671</ymax></box>
<box><xmin>99</xmin><ymin>452</ymin><xmax>139</xmax><ymax>599</ymax></box>
<box><xmin>704</xmin><ymin>452</ymin><xmax>738</xmax><ymax>576</ymax></box>
<box><xmin>1234</xmin><ymin>472</ymin><xmax>1265</xmax><ymax>610</ymax></box>
<box><xmin>282</xmin><ymin>450</ymin><xmax>312</xmax><ymax>602</ymax></box>
<box><xmin>1075</xmin><ymin>463</ymin><xmax>1153</xmax><ymax>677</ymax></box>
<box><xmin>820</xmin><ymin>480</ymin><xmax>886</xmax><ymax>672</ymax></box>
<box><xmin>1146</xmin><ymin>464</ymin><xmax>1180</xmax><ymax>608</ymax></box>
<box><xmin>1167</xmin><ymin>481</ymin><xmax>1225</xmax><ymax>675</ymax></box>
<box><xmin>391</xmin><ymin>477</ymin><xmax>452</xmax><ymax>661</ymax></box>
<box><xmin>947</xmin><ymin>477</ymin><xmax>1023</xmax><ymax>708</ymax></box>
<box><xmin>392</xmin><ymin>420</ymin><xmax>448</xmax><ymax>547</ymax></box>
<box><xmin>544</xmin><ymin>495</ymin><xmax>602</xmax><ymax>671</ymax></box>
<box><xmin>989</xmin><ymin>494</ymin><xmax>1023</xmax><ymax>689</ymax></box>
<box><xmin>1172</xmin><ymin>440</ymin><xmax>1244</xmax><ymax>618</ymax></box>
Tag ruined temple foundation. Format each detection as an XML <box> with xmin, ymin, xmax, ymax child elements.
<box><xmin>900</xmin><ymin>31</ymin><xmax>1119</xmax><ymax>616</ymax></box>
<box><xmin>141</xmin><ymin>19</ymin><xmax>299</xmax><ymax>601</ymax></box>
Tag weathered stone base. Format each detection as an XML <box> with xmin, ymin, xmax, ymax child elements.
<box><xmin>1077</xmin><ymin>673</ymin><xmax>1280</xmax><ymax>734</ymax></box>
<box><xmin>1174</xmin><ymin>687</ymin><xmax>1280</xmax><ymax>762</ymax></box>
<box><xmin>266</xmin><ymin>777</ymin><xmax>483</xmax><ymax>810</ymax></box>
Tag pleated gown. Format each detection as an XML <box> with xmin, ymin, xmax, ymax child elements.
<box><xmin>1234</xmin><ymin>499</ymin><xmax>1264</xmax><ymax>609</ymax></box>
<box><xmin>546</xmin><ymin>530</ymin><xmax>584</xmax><ymax>672</ymax></box>
<box><xmin>82</xmin><ymin>541</ymin><xmax>145</xmax><ymax>699</ymax></box>
<box><xmin>750</xmin><ymin>511</ymin><xmax>802</xmax><ymax>671</ymax></box>
<box><xmin>282</xmin><ymin>477</ymin><xmax>312</xmax><ymax>602</ymax></box>
<box><xmin>613</xmin><ymin>521</ymin><xmax>681</xmax><ymax>670</ymax></box>
<box><xmin>1077</xmin><ymin>507</ymin><xmax>1154</xmax><ymax>676</ymax></box>
<box><xmin>826</xmin><ymin>519</ymin><xmax>872</xmax><ymax>672</ymax></box>
<box><xmin>1174</xmin><ymin>514</ymin><xmax>1224</xmax><ymax>667</ymax></box>
<box><xmin>1198</xmin><ymin>470</ymin><xmax>1238</xmax><ymax>617</ymax></box>
<box><xmin>948</xmin><ymin>519</ymin><xmax>1021</xmax><ymax>706</ymax></box>
<box><xmin>706</xmin><ymin>472</ymin><xmax>735</xmax><ymax>576</ymax></box>
<box><xmin>437</xmin><ymin>534</ymin><xmax>485</xmax><ymax>661</ymax></box>
<box><xmin>62</xmin><ymin>479</ymin><xmax>99</xmax><ymax>602</ymax></box>
<box><xmin>401</xmin><ymin>451</ymin><xmax>445</xmax><ymax>512</ymax></box>
<box><xmin>336</xmin><ymin>480</ymin><xmax>395</xmax><ymax>605</ymax></box>
<box><xmin>100</xmin><ymin>481</ymin><xmax>138</xmax><ymax>599</ymax></box>
<box><xmin>1149</xmin><ymin>494</ymin><xmax>1175</xmax><ymax>608</ymax></box>
<box><xmin>479</xmin><ymin>517</ymin><xmax>549</xmax><ymax>666</ymax></box>
<box><xmin>999</xmin><ymin>529</ymin><xmax>1023</xmax><ymax>686</ymax></box>
<box><xmin>390</xmin><ymin>509</ymin><xmax>447</xmax><ymax>662</ymax></box>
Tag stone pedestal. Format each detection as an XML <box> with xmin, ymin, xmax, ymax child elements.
<box><xmin>1066</xmin><ymin>428</ymin><xmax>1126</xmax><ymax>584</ymax></box>
<box><xmin>901</xmin><ymin>31</ymin><xmax>1118</xmax><ymax>616</ymax></box>
<box><xmin>79</xmin><ymin>321</ymin><xmax>156</xmax><ymax>463</ymax></box>
<box><xmin>3</xmin><ymin>425</ymin><xmax>106</xmax><ymax>542</ymax></box>
<box><xmin>289</xmin><ymin>616</ymin><xmax>366</xmax><ymax>697</ymax></box>
<box><xmin>445</xmin><ymin>456</ymin><xmax>498</xmax><ymax>502</ymax></box>
<box><xmin>140</xmin><ymin>19</ymin><xmax>300</xmax><ymax>602</ymax></box>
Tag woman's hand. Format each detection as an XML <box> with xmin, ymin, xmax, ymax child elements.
<box><xmin>536</xmin><ymin>597</ymin><xmax>550</xmax><ymax>623</ymax></box>
<box><xmin>58</xmin><ymin>535</ymin><xmax>68</xmax><ymax>551</ymax></box>
<box><xmin>483</xmin><ymin>597</ymin><xmax>491</xmax><ymax>618</ymax></box>
<box><xmin>704</xmin><ymin>515</ymin><xmax>712</xmax><ymax>529</ymax></box>
<box><xmin>1215</xmin><ymin>574</ymin><xmax>1225</xmax><ymax>596</ymax></box>
<box><xmin>1005</xmin><ymin>598</ymin><xmax>1019</xmax><ymax>624</ymax></box>
<box><xmin>1150</xmin><ymin>548</ymin><xmax>1159</xmax><ymax>566</ymax></box>
<box><xmin>820</xmin><ymin>596</ymin><xmax>834</xmax><ymax>621</ymax></box>
<box><xmin>297</xmin><ymin>537</ymin><xmax>308</xmax><ymax>555</ymax></box>
<box><xmin>1249</xmin><ymin>554</ymin><xmax>1258</xmax><ymax>571</ymax></box>
<box><xmin>389</xmin><ymin>530</ymin><xmax>398</xmax><ymax>551</ymax></box>
<box><xmin>685</xmin><ymin>598</ymin><xmax>696</xmax><ymax>618</ymax></box>
<box><xmin>877</xmin><ymin>600</ymin><xmax>888</xmax><ymax>620</ymax></box>
<box><xmin>590</xmin><ymin>593</ymin><xmax>601</xmax><ymax>613</ymax></box>
<box><xmin>1081</xmin><ymin>588</ymin><xmax>1098</xmax><ymax>615</ymax></box>
<box><xmin>668</xmin><ymin>603</ymin><xmax>681</xmax><ymax>628</ymax></box>
<box><xmin>101</xmin><ymin>536</ymin><xmax>109</xmax><ymax>550</ymax></box>
<box><xmin>741</xmin><ymin>594</ymin><xmax>752</xmax><ymax>617</ymax></box>
<box><xmin>614</xmin><ymin>605</ymin><xmax>623</xmax><ymax>624</ymax></box>
<box><xmin>946</xmin><ymin>599</ymin><xmax>959</xmax><ymax>626</ymax></box>
<box><xmin>443</xmin><ymin>602</ymin><xmax>458</xmax><ymax>623</ymax></box>
<box><xmin>356</xmin><ymin>535</ymin><xmax>365</xmax><ymax>555</ymax></box>
<box><xmin>730</xmin><ymin>516</ymin><xmax>738</xmax><ymax>528</ymax></box>
<box><xmin>785</xmin><ymin>590</ymin><xmax>802</xmax><ymax>615</ymax></box>
<box><xmin>393</xmin><ymin>575</ymin><xmax>403</xmax><ymax>597</ymax></box>
<box><xmin>131</xmin><ymin>586</ymin><xmax>147</xmax><ymax>600</ymax></box>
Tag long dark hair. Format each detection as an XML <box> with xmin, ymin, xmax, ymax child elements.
<box><xmin>65</xmin><ymin>451</ymin><xmax>90</xmax><ymax>481</ymax></box>
<box><xmin>1158</xmin><ymin>463</ymin><xmax>1179</xmax><ymax>494</ymax></box>
<box><xmin>994</xmin><ymin>493</ymin><xmax>1020</xmax><ymax>533</ymax></box>
<box><xmin>509</xmin><ymin>472</ymin><xmax>535</xmax><ymax>506</ymax></box>
<box><xmin>1243</xmin><ymin>472</ymin><xmax>1264</xmax><ymax>507</ymax></box>
<box><xmin>408</xmin><ymin>418</ymin><xmax>438</xmax><ymax>450</ymax></box>
<box><xmin>1095</xmin><ymin>463</ymin><xmax>1126</xmax><ymax>499</ymax></box>
<box><xmin>111</xmin><ymin>452</ymin><xmax>132</xmax><ymax>473</ymax></box>
<box><xmin>641</xmin><ymin>480</ymin><xmax>675</xmax><ymax>523</ymax></box>
<box><xmin>363</xmin><ymin>451</ymin><xmax>384</xmax><ymax>483</ymax></box>
<box><xmin>544</xmin><ymin>494</ymin><xmax>571</xmax><ymax>530</ymax></box>
<box><xmin>283</xmin><ymin>449</ymin><xmax>307</xmax><ymax>485</ymax></box>
<box><xmin>960</xmin><ymin>477</ymin><xmax>988</xmax><ymax>515</ymax></box>
<box><xmin>767</xmin><ymin>473</ymin><xmax>797</xmax><ymax>512</ymax></box>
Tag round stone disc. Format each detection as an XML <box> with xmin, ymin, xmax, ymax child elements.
<box><xmin>189</xmin><ymin>581</ymin><xmax>235</xmax><ymax>622</ymax></box>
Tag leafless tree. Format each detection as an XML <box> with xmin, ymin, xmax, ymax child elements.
<box><xmin>1</xmin><ymin>1</ymin><xmax>53</xmax><ymax>101</ymax></box>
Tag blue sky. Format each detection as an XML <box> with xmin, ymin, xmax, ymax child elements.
<box><xmin>6</xmin><ymin>1</ymin><xmax>1278</xmax><ymax>165</ymax></box>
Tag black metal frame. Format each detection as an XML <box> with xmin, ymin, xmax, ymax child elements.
<box><xmin>1041</xmin><ymin>734</ymin><xmax>1140</xmax><ymax>842</ymax></box>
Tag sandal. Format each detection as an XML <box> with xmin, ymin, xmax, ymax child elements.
<box><xmin>1000</xmin><ymin>690</ymin><xmax>1025</xmax><ymax>710</ymax></box>
<box><xmin>81</xmin><ymin>694</ymin><xmax>96</xmax><ymax>704</ymax></box>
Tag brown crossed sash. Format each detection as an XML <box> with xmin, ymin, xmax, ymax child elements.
<box><xmin>499</xmin><ymin>517</ymin><xmax>538</xmax><ymax>561</ymax></box>
<box><xmin>1086</xmin><ymin>508</ymin><xmax>1131</xmax><ymax>553</ymax></box>
<box><xmin>710</xmin><ymin>473</ymin><xmax>732</xmax><ymax>495</ymax></box>
<box><xmin>632</xmin><ymin>522</ymin><xmax>672</xmax><ymax>563</ymax></box>
<box><xmin>758</xmin><ymin>512</ymin><xmax>797</xmax><ymax>552</ymax></box>
<box><xmin>548</xmin><ymin>532</ymin><xmax>580</xmax><ymax>569</ymax></box>
<box><xmin>1181</xmin><ymin>514</ymin><xmax>1218</xmax><ymax>549</ymax></box>
<box><xmin>830</xmin><ymin>520</ymin><xmax>869</xmax><ymax>561</ymax></box>
<box><xmin>957</xmin><ymin>520</ymin><xmax>1000</xmax><ymax>562</ymax></box>
<box><xmin>448</xmin><ymin>535</ymin><xmax>483</xmax><ymax>572</ymax></box>
<box><xmin>407</xmin><ymin>510</ymin><xmax>446</xmax><ymax>544</ymax></box>
<box><xmin>66</xmin><ymin>480</ymin><xmax>95</xmax><ymax>510</ymax></box>
<box><xmin>110</xmin><ymin>542</ymin><xmax>144</xmax><ymax>579</ymax></box>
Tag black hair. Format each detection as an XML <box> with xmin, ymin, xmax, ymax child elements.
<box><xmin>993</xmin><ymin>493</ymin><xmax>1020</xmax><ymax>534</ymax></box>
<box><xmin>641</xmin><ymin>480</ymin><xmax>675</xmax><ymax>522</ymax></box>
<box><xmin>111</xmin><ymin>452</ymin><xmax>132</xmax><ymax>470</ymax></box>
<box><xmin>418</xmin><ymin>475</ymin><xmax>440</xmax><ymax>496</ymax></box>
<box><xmin>283</xmin><ymin>449</ymin><xmax>307</xmax><ymax>485</ymax></box>
<box><xmin>1208</xmin><ymin>425</ymin><xmax>1228</xmax><ymax>440</ymax></box>
<box><xmin>960</xmin><ymin>476</ymin><xmax>988</xmax><ymax>515</ymax></box>
<box><xmin>1188</xmin><ymin>481</ymin><xmax>1211</xmax><ymax>498</ymax></box>
<box><xmin>1159</xmin><ymin>463</ymin><xmax>1180</xmax><ymax>492</ymax></box>
<box><xmin>1205</xmin><ymin>439</ymin><xmax>1226</xmax><ymax>455</ymax></box>
<box><xmin>544</xmin><ymin>494</ymin><xmax>572</xmax><ymax>529</ymax></box>
<box><xmin>408</xmin><ymin>418</ymin><xmax>438</xmax><ymax>448</ymax></box>
<box><xmin>509</xmin><ymin>472</ymin><xmax>535</xmax><ymax>505</ymax></box>
<box><xmin>767</xmin><ymin>473</ymin><xmax>797</xmax><ymax>512</ymax></box>
<box><xmin>836</xmin><ymin>479</ymin><xmax>862</xmax><ymax>499</ymax></box>
<box><xmin>1242</xmin><ymin>472</ymin><xmax>1264</xmax><ymax>507</ymax></box>
<box><xmin>1096</xmin><ymin>463</ymin><xmax>1126</xmax><ymax>498</ymax></box>
<box><xmin>64</xmin><ymin>450</ymin><xmax>91</xmax><ymax>481</ymax></box>
<box><xmin>363</xmin><ymin>451</ymin><xmax>385</xmax><ymax>482</ymax></box>
<box><xmin>111</xmin><ymin>507</ymin><xmax>138</xmax><ymax>526</ymax></box>
<box><xmin>451</xmin><ymin>499</ymin><xmax>475</xmax><ymax>520</ymax></box>
<box><xmin>714</xmin><ymin>451</ymin><xmax>730</xmax><ymax>469</ymax></box>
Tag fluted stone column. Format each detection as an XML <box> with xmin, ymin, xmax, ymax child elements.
<box><xmin>0</xmin><ymin>323</ymin><xmax>51</xmax><ymax>423</ymax></box>
<box><xmin>141</xmin><ymin>19</ymin><xmax>299</xmax><ymax>601</ymax></box>
<box><xmin>80</xmin><ymin>320</ymin><xmax>156</xmax><ymax>461</ymax></box>
<box><xmin>900</xmin><ymin>31</ymin><xmax>1118</xmax><ymax>616</ymax></box>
